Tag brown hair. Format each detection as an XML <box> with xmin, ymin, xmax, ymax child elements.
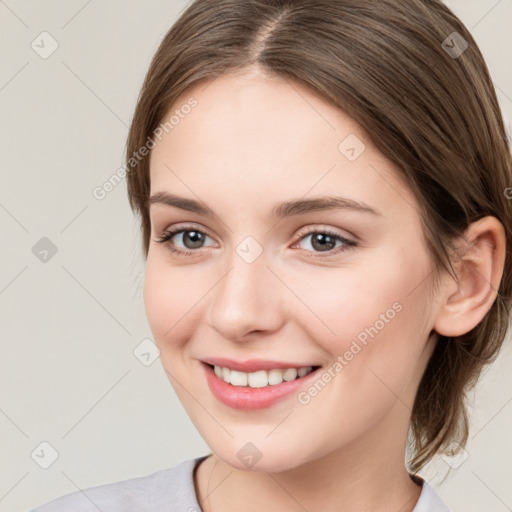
<box><xmin>124</xmin><ymin>0</ymin><xmax>512</xmax><ymax>473</ymax></box>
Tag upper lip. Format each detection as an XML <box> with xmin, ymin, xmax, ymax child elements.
<box><xmin>201</xmin><ymin>357</ymin><xmax>320</xmax><ymax>373</ymax></box>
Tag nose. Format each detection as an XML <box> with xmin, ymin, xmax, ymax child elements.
<box><xmin>207</xmin><ymin>248</ymin><xmax>285</xmax><ymax>341</ymax></box>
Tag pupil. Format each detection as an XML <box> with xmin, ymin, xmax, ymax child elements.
<box><xmin>184</xmin><ymin>231</ymin><xmax>204</xmax><ymax>249</ymax></box>
<box><xmin>312</xmin><ymin>233</ymin><xmax>335</xmax><ymax>251</ymax></box>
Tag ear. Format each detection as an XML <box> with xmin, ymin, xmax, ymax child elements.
<box><xmin>433</xmin><ymin>216</ymin><xmax>507</xmax><ymax>337</ymax></box>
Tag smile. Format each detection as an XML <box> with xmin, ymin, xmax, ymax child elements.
<box><xmin>201</xmin><ymin>362</ymin><xmax>322</xmax><ymax>410</ymax></box>
<box><xmin>212</xmin><ymin>364</ymin><xmax>317</xmax><ymax>387</ymax></box>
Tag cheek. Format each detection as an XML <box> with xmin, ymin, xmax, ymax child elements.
<box><xmin>143</xmin><ymin>254</ymin><xmax>205</xmax><ymax>351</ymax></box>
<box><xmin>292</xmin><ymin>265</ymin><xmax>404</xmax><ymax>342</ymax></box>
<box><xmin>286</xmin><ymin>261</ymin><xmax>430</xmax><ymax>441</ymax></box>
<box><xmin>295</xmin><ymin>250</ymin><xmax>430</xmax><ymax>379</ymax></box>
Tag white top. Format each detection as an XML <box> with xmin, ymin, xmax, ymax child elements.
<box><xmin>30</xmin><ymin>455</ymin><xmax>451</xmax><ymax>511</ymax></box>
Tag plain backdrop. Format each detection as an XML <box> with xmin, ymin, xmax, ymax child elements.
<box><xmin>0</xmin><ymin>1</ymin><xmax>511</xmax><ymax>511</ymax></box>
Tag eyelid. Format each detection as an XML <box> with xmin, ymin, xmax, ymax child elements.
<box><xmin>157</xmin><ymin>223</ymin><xmax>353</xmax><ymax>242</ymax></box>
<box><xmin>294</xmin><ymin>224</ymin><xmax>354</xmax><ymax>241</ymax></box>
<box><xmin>157</xmin><ymin>222</ymin><xmax>215</xmax><ymax>241</ymax></box>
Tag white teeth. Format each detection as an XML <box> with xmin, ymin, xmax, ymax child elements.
<box><xmin>248</xmin><ymin>370</ymin><xmax>268</xmax><ymax>388</ymax></box>
<box><xmin>268</xmin><ymin>369</ymin><xmax>284</xmax><ymax>385</ymax></box>
<box><xmin>212</xmin><ymin>365</ymin><xmax>314</xmax><ymax>387</ymax></box>
<box><xmin>297</xmin><ymin>367</ymin><xmax>310</xmax><ymax>377</ymax></box>
<box><xmin>282</xmin><ymin>368</ymin><xmax>297</xmax><ymax>381</ymax></box>
<box><xmin>229</xmin><ymin>370</ymin><xmax>248</xmax><ymax>386</ymax></box>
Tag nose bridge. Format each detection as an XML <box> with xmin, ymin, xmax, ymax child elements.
<box><xmin>207</xmin><ymin>240</ymin><xmax>282</xmax><ymax>339</ymax></box>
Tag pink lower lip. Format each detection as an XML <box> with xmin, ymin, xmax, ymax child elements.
<box><xmin>202</xmin><ymin>362</ymin><xmax>321</xmax><ymax>410</ymax></box>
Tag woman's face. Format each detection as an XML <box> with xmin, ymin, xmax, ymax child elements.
<box><xmin>144</xmin><ymin>69</ymin><xmax>442</xmax><ymax>472</ymax></box>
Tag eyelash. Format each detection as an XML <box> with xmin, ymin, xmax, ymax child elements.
<box><xmin>154</xmin><ymin>224</ymin><xmax>357</xmax><ymax>258</ymax></box>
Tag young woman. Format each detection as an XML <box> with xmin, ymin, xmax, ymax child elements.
<box><xmin>32</xmin><ymin>1</ymin><xmax>511</xmax><ymax>511</ymax></box>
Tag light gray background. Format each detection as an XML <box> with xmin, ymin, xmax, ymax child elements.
<box><xmin>0</xmin><ymin>1</ymin><xmax>511</xmax><ymax>511</ymax></box>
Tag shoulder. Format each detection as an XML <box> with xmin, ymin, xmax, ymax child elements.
<box><xmin>29</xmin><ymin>456</ymin><xmax>207</xmax><ymax>512</ymax></box>
<box><xmin>412</xmin><ymin>476</ymin><xmax>452</xmax><ymax>512</ymax></box>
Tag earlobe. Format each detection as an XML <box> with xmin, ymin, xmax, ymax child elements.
<box><xmin>432</xmin><ymin>216</ymin><xmax>506</xmax><ymax>338</ymax></box>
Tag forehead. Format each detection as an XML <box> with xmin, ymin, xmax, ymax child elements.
<box><xmin>152</xmin><ymin>70</ymin><xmax>359</xmax><ymax>164</ymax></box>
<box><xmin>148</xmin><ymin>70</ymin><xmax>416</xmax><ymax>219</ymax></box>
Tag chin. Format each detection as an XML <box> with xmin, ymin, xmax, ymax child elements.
<box><xmin>211</xmin><ymin>440</ymin><xmax>313</xmax><ymax>474</ymax></box>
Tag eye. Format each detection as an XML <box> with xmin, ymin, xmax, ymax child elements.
<box><xmin>154</xmin><ymin>225</ymin><xmax>215</xmax><ymax>256</ymax></box>
<box><xmin>293</xmin><ymin>227</ymin><xmax>357</xmax><ymax>257</ymax></box>
<box><xmin>154</xmin><ymin>224</ymin><xmax>357</xmax><ymax>258</ymax></box>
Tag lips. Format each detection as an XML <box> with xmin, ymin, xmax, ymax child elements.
<box><xmin>201</xmin><ymin>356</ymin><xmax>320</xmax><ymax>373</ymax></box>
<box><xmin>201</xmin><ymin>360</ymin><xmax>323</xmax><ymax>409</ymax></box>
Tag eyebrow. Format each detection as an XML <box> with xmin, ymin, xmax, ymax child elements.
<box><xmin>148</xmin><ymin>191</ymin><xmax>381</xmax><ymax>219</ymax></box>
